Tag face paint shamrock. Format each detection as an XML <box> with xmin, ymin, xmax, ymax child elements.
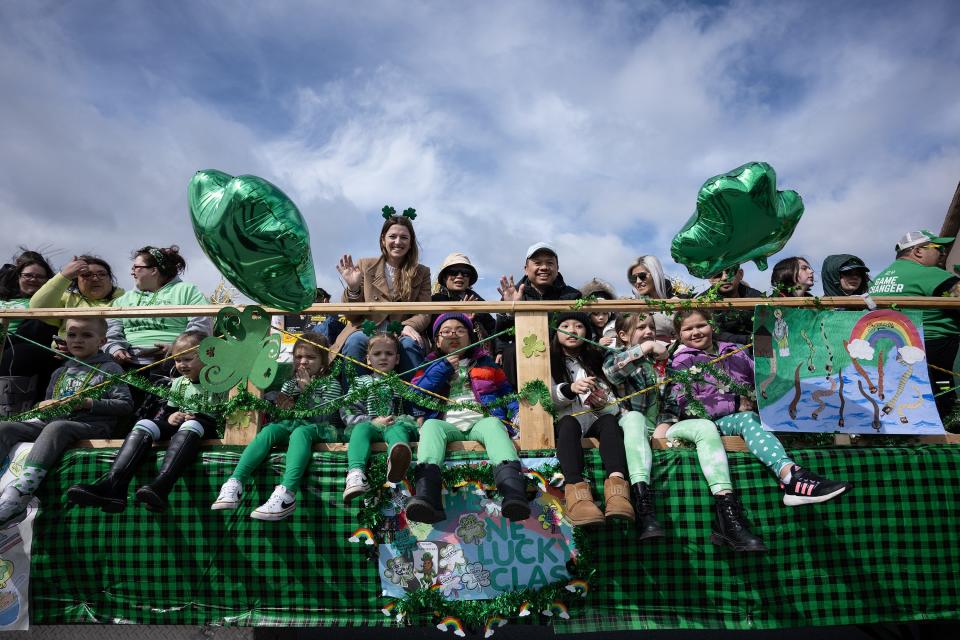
<box><xmin>198</xmin><ymin>305</ymin><xmax>282</xmax><ymax>393</ymax></box>
<box><xmin>455</xmin><ymin>513</ymin><xmax>487</xmax><ymax>544</ymax></box>
<box><xmin>521</xmin><ymin>333</ymin><xmax>546</xmax><ymax>358</ymax></box>
<box><xmin>671</xmin><ymin>161</ymin><xmax>804</xmax><ymax>279</ymax></box>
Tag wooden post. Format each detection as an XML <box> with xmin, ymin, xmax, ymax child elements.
<box><xmin>223</xmin><ymin>380</ymin><xmax>263</xmax><ymax>445</ymax></box>
<box><xmin>514</xmin><ymin>311</ymin><xmax>555</xmax><ymax>450</ymax></box>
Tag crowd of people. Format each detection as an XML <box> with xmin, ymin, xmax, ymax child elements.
<box><xmin>0</xmin><ymin>215</ymin><xmax>956</xmax><ymax>552</ymax></box>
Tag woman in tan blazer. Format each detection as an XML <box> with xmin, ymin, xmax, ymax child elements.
<box><xmin>334</xmin><ymin>213</ymin><xmax>432</xmax><ymax>379</ymax></box>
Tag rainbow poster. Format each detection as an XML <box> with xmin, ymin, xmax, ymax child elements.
<box><xmin>754</xmin><ymin>307</ymin><xmax>944</xmax><ymax>435</ymax></box>
<box><xmin>377</xmin><ymin>457</ymin><xmax>575</xmax><ymax>600</ymax></box>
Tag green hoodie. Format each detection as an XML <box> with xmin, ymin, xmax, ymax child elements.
<box><xmin>821</xmin><ymin>254</ymin><xmax>870</xmax><ymax>297</ymax></box>
<box><xmin>105</xmin><ymin>277</ymin><xmax>211</xmax><ymax>353</ymax></box>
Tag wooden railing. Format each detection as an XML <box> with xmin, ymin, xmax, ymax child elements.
<box><xmin>3</xmin><ymin>296</ymin><xmax>959</xmax><ymax>451</ymax></box>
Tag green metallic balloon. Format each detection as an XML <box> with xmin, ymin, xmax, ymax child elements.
<box><xmin>671</xmin><ymin>162</ymin><xmax>804</xmax><ymax>279</ymax></box>
<box><xmin>189</xmin><ymin>170</ymin><xmax>316</xmax><ymax>312</ymax></box>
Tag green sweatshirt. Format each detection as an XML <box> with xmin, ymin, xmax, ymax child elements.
<box><xmin>869</xmin><ymin>259</ymin><xmax>959</xmax><ymax>340</ymax></box>
<box><xmin>29</xmin><ymin>273</ymin><xmax>125</xmax><ymax>334</ymax></box>
<box><xmin>0</xmin><ymin>298</ymin><xmax>29</xmax><ymax>333</ymax></box>
<box><xmin>105</xmin><ymin>278</ymin><xmax>211</xmax><ymax>353</ymax></box>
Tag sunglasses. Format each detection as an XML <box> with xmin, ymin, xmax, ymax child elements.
<box><xmin>445</xmin><ymin>268</ymin><xmax>473</xmax><ymax>279</ymax></box>
<box><xmin>628</xmin><ymin>272</ymin><xmax>648</xmax><ymax>284</ymax></box>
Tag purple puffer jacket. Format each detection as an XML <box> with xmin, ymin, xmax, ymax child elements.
<box><xmin>670</xmin><ymin>341</ymin><xmax>754</xmax><ymax>419</ymax></box>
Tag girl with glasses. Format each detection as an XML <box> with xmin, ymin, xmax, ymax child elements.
<box><xmin>404</xmin><ymin>313</ymin><xmax>529</xmax><ymax>524</ymax></box>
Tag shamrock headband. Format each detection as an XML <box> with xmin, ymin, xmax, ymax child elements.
<box><xmin>148</xmin><ymin>247</ymin><xmax>170</xmax><ymax>271</ymax></box>
<box><xmin>381</xmin><ymin>205</ymin><xmax>417</xmax><ymax>220</ymax></box>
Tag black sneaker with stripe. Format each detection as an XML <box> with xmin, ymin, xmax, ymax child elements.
<box><xmin>782</xmin><ymin>465</ymin><xmax>851</xmax><ymax>506</ymax></box>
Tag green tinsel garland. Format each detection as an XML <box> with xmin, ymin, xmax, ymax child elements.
<box><xmin>666</xmin><ymin>358</ymin><xmax>755</xmax><ymax>420</ymax></box>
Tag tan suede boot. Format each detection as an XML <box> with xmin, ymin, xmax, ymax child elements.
<box><xmin>563</xmin><ymin>482</ymin><xmax>605</xmax><ymax>527</ymax></box>
<box><xmin>603</xmin><ymin>476</ymin><xmax>636</xmax><ymax>522</ymax></box>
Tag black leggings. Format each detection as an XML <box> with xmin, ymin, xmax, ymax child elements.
<box><xmin>555</xmin><ymin>414</ymin><xmax>627</xmax><ymax>484</ymax></box>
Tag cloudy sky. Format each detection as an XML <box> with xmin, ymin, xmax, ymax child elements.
<box><xmin>1</xmin><ymin>0</ymin><xmax>958</xmax><ymax>302</ymax></box>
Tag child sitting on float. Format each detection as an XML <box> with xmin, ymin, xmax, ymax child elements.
<box><xmin>404</xmin><ymin>313</ymin><xmax>529</xmax><ymax>524</ymax></box>
<box><xmin>69</xmin><ymin>330</ymin><xmax>219</xmax><ymax>512</ymax></box>
<box><xmin>548</xmin><ymin>311</ymin><xmax>634</xmax><ymax>527</ymax></box>
<box><xmin>671</xmin><ymin>309</ymin><xmax>851</xmax><ymax>508</ymax></box>
<box><xmin>211</xmin><ymin>331</ymin><xmax>342</xmax><ymax>521</ymax></box>
<box><xmin>604</xmin><ymin>312</ymin><xmax>765</xmax><ymax>551</ymax></box>
<box><xmin>341</xmin><ymin>331</ymin><xmax>419</xmax><ymax>503</ymax></box>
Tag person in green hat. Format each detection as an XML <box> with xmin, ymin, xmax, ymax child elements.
<box><xmin>869</xmin><ymin>230</ymin><xmax>959</xmax><ymax>418</ymax></box>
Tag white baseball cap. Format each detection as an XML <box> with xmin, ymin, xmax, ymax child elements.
<box><xmin>896</xmin><ymin>230</ymin><xmax>954</xmax><ymax>252</ymax></box>
<box><xmin>525</xmin><ymin>242</ymin><xmax>558</xmax><ymax>261</ymax></box>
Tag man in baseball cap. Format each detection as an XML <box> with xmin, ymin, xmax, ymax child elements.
<box><xmin>870</xmin><ymin>230</ymin><xmax>958</xmax><ymax>418</ymax></box>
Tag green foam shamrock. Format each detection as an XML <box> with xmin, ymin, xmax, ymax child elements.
<box><xmin>199</xmin><ymin>306</ymin><xmax>281</xmax><ymax>393</ymax></box>
<box><xmin>381</xmin><ymin>205</ymin><xmax>397</xmax><ymax>219</ymax></box>
<box><xmin>671</xmin><ymin>162</ymin><xmax>804</xmax><ymax>278</ymax></box>
<box><xmin>361</xmin><ymin>320</ymin><xmax>379</xmax><ymax>336</ymax></box>
<box><xmin>386</xmin><ymin>320</ymin><xmax>405</xmax><ymax>335</ymax></box>
<box><xmin>521</xmin><ymin>334</ymin><xmax>546</xmax><ymax>358</ymax></box>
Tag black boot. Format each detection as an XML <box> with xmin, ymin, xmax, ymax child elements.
<box><xmin>67</xmin><ymin>429</ymin><xmax>154</xmax><ymax>513</ymax></box>
<box><xmin>711</xmin><ymin>493</ymin><xmax>767</xmax><ymax>552</ymax></box>
<box><xmin>631</xmin><ymin>482</ymin><xmax>665</xmax><ymax>540</ymax></box>
<box><xmin>495</xmin><ymin>461</ymin><xmax>531</xmax><ymax>521</ymax></box>
<box><xmin>405</xmin><ymin>464</ymin><xmax>446</xmax><ymax>524</ymax></box>
<box><xmin>135</xmin><ymin>429</ymin><xmax>201</xmax><ymax>512</ymax></box>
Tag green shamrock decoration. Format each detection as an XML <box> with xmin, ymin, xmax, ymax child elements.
<box><xmin>386</xmin><ymin>320</ymin><xmax>405</xmax><ymax>335</ymax></box>
<box><xmin>402</xmin><ymin>207</ymin><xmax>417</xmax><ymax>220</ymax></box>
<box><xmin>521</xmin><ymin>333</ymin><xmax>546</xmax><ymax>358</ymax></box>
<box><xmin>571</xmin><ymin>294</ymin><xmax>598</xmax><ymax>311</ymax></box>
<box><xmin>198</xmin><ymin>306</ymin><xmax>282</xmax><ymax>393</ymax></box>
<box><xmin>671</xmin><ymin>161</ymin><xmax>804</xmax><ymax>279</ymax></box>
<box><xmin>381</xmin><ymin>205</ymin><xmax>397</xmax><ymax>219</ymax></box>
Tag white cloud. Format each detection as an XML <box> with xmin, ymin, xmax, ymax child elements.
<box><xmin>846</xmin><ymin>338</ymin><xmax>875</xmax><ymax>361</ymax></box>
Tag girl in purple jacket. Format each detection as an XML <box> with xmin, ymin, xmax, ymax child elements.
<box><xmin>671</xmin><ymin>310</ymin><xmax>851</xmax><ymax>506</ymax></box>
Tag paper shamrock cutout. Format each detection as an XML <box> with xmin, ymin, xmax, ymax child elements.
<box><xmin>671</xmin><ymin>161</ymin><xmax>804</xmax><ymax>278</ymax></box>
<box><xmin>521</xmin><ymin>333</ymin><xmax>546</xmax><ymax>358</ymax></box>
<box><xmin>199</xmin><ymin>306</ymin><xmax>281</xmax><ymax>393</ymax></box>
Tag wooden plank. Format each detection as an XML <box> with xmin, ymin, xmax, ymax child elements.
<box><xmin>3</xmin><ymin>296</ymin><xmax>960</xmax><ymax>321</ymax></box>
<box><xmin>223</xmin><ymin>380</ymin><xmax>263</xmax><ymax>445</ymax></box>
<box><xmin>514</xmin><ymin>311</ymin><xmax>554</xmax><ymax>450</ymax></box>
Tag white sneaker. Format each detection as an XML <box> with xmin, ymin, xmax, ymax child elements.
<box><xmin>342</xmin><ymin>469</ymin><xmax>370</xmax><ymax>504</ymax></box>
<box><xmin>250</xmin><ymin>485</ymin><xmax>296</xmax><ymax>521</ymax></box>
<box><xmin>0</xmin><ymin>486</ymin><xmax>28</xmax><ymax>529</ymax></box>
<box><xmin>211</xmin><ymin>478</ymin><xmax>243</xmax><ymax>510</ymax></box>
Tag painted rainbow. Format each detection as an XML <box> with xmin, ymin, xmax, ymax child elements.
<box><xmin>849</xmin><ymin>310</ymin><xmax>923</xmax><ymax>351</ymax></box>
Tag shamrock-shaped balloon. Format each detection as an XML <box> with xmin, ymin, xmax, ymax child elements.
<box><xmin>199</xmin><ymin>306</ymin><xmax>281</xmax><ymax>393</ymax></box>
<box><xmin>189</xmin><ymin>169</ymin><xmax>316</xmax><ymax>311</ymax></box>
<box><xmin>671</xmin><ymin>162</ymin><xmax>804</xmax><ymax>278</ymax></box>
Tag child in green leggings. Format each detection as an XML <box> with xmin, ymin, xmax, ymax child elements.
<box><xmin>604</xmin><ymin>312</ymin><xmax>766</xmax><ymax>552</ymax></box>
<box><xmin>341</xmin><ymin>332</ymin><xmax>419</xmax><ymax>503</ymax></box>
<box><xmin>671</xmin><ymin>309</ymin><xmax>851</xmax><ymax>508</ymax></box>
<box><xmin>211</xmin><ymin>332</ymin><xmax>342</xmax><ymax>521</ymax></box>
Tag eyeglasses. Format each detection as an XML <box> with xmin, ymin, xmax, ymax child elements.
<box><xmin>132</xmin><ymin>265</ymin><xmax>155</xmax><ymax>271</ymax></box>
<box><xmin>438</xmin><ymin>328</ymin><xmax>469</xmax><ymax>337</ymax></box>
<box><xmin>19</xmin><ymin>273</ymin><xmax>48</xmax><ymax>282</ymax></box>
<box><xmin>445</xmin><ymin>268</ymin><xmax>473</xmax><ymax>279</ymax></box>
<box><xmin>628</xmin><ymin>272</ymin><xmax>648</xmax><ymax>284</ymax></box>
<box><xmin>80</xmin><ymin>271</ymin><xmax>109</xmax><ymax>280</ymax></box>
